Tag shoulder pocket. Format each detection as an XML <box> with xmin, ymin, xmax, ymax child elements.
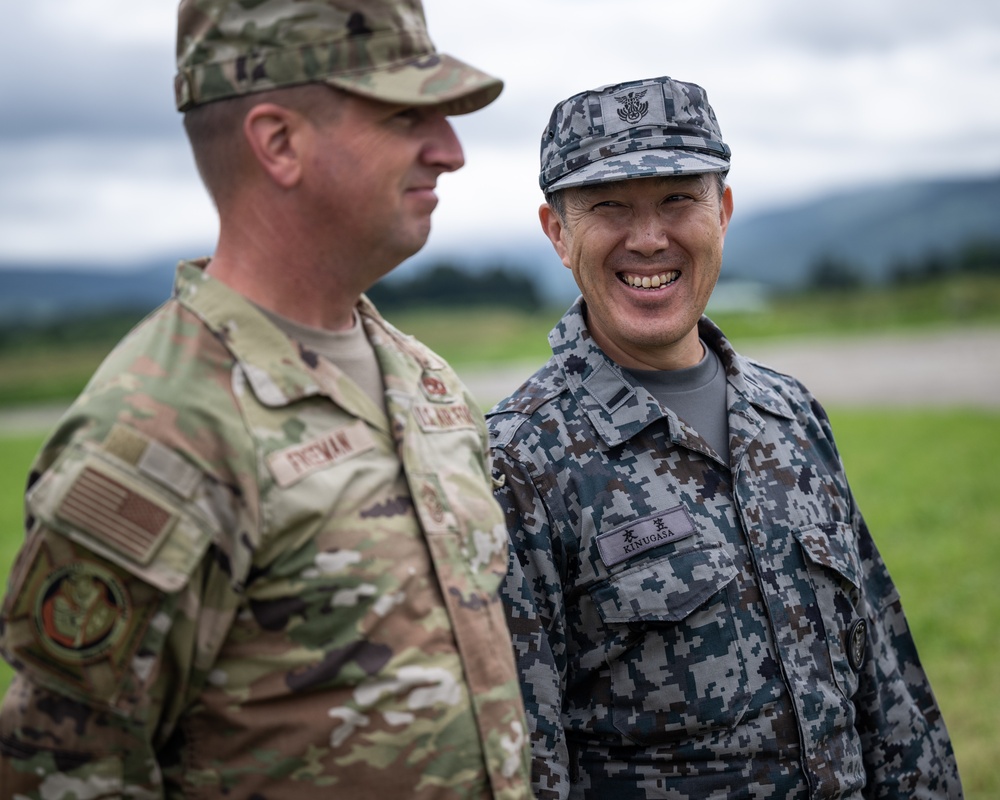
<box><xmin>26</xmin><ymin>442</ymin><xmax>216</xmax><ymax>593</ymax></box>
<box><xmin>795</xmin><ymin>522</ymin><xmax>862</xmax><ymax>590</ymax></box>
<box><xmin>794</xmin><ymin>523</ymin><xmax>865</xmax><ymax>698</ymax></box>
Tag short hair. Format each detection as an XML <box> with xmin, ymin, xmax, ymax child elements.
<box><xmin>183</xmin><ymin>84</ymin><xmax>345</xmax><ymax>207</ymax></box>
<box><xmin>544</xmin><ymin>170</ymin><xmax>729</xmax><ymax>220</ymax></box>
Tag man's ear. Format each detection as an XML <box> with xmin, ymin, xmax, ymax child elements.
<box><xmin>719</xmin><ymin>184</ymin><xmax>734</xmax><ymax>237</ymax></box>
<box><xmin>538</xmin><ymin>203</ymin><xmax>573</xmax><ymax>271</ymax></box>
<box><xmin>242</xmin><ymin>103</ymin><xmax>304</xmax><ymax>189</ymax></box>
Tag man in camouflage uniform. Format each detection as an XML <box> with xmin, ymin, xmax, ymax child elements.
<box><xmin>0</xmin><ymin>1</ymin><xmax>532</xmax><ymax>797</ymax></box>
<box><xmin>488</xmin><ymin>76</ymin><xmax>963</xmax><ymax>798</ymax></box>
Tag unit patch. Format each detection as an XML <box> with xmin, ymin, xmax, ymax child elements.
<box><xmin>35</xmin><ymin>560</ymin><xmax>131</xmax><ymax>662</ymax></box>
<box><xmin>596</xmin><ymin>506</ymin><xmax>698</xmax><ymax>567</ymax></box>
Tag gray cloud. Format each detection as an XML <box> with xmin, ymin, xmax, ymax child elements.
<box><xmin>1</xmin><ymin>47</ymin><xmax>176</xmax><ymax>142</ymax></box>
<box><xmin>1</xmin><ymin>3</ymin><xmax>177</xmax><ymax>142</ymax></box>
<box><xmin>757</xmin><ymin>0</ymin><xmax>1000</xmax><ymax>52</ymax></box>
<box><xmin>3</xmin><ymin>0</ymin><xmax>999</xmax><ymax>265</ymax></box>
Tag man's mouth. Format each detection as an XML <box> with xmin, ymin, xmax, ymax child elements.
<box><xmin>618</xmin><ymin>271</ymin><xmax>680</xmax><ymax>290</ymax></box>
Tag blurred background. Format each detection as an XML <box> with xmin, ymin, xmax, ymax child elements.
<box><xmin>1</xmin><ymin>0</ymin><xmax>998</xmax><ymax>793</ymax></box>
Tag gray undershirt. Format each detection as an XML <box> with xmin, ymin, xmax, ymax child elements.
<box><xmin>256</xmin><ymin>305</ymin><xmax>387</xmax><ymax>414</ymax></box>
<box><xmin>624</xmin><ymin>341</ymin><xmax>729</xmax><ymax>462</ymax></box>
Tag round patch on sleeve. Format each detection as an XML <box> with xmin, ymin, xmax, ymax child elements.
<box><xmin>35</xmin><ymin>560</ymin><xmax>131</xmax><ymax>662</ymax></box>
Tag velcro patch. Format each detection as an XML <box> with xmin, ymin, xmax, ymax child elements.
<box><xmin>138</xmin><ymin>440</ymin><xmax>201</xmax><ymax>499</ymax></box>
<box><xmin>2</xmin><ymin>532</ymin><xmax>165</xmax><ymax>712</ymax></box>
<box><xmin>600</xmin><ymin>84</ymin><xmax>668</xmax><ymax>135</ymax></box>
<box><xmin>412</xmin><ymin>402</ymin><xmax>477</xmax><ymax>433</ymax></box>
<box><xmin>267</xmin><ymin>420</ymin><xmax>376</xmax><ymax>487</ymax></box>
<box><xmin>35</xmin><ymin>559</ymin><xmax>131</xmax><ymax>662</ymax></box>
<box><xmin>596</xmin><ymin>506</ymin><xmax>697</xmax><ymax>567</ymax></box>
<box><xmin>56</xmin><ymin>464</ymin><xmax>177</xmax><ymax>565</ymax></box>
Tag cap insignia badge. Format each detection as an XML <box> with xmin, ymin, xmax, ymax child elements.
<box><xmin>615</xmin><ymin>90</ymin><xmax>649</xmax><ymax>124</ymax></box>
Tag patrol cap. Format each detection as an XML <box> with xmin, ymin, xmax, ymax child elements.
<box><xmin>539</xmin><ymin>75</ymin><xmax>730</xmax><ymax>192</ymax></box>
<box><xmin>175</xmin><ymin>0</ymin><xmax>503</xmax><ymax>115</ymax></box>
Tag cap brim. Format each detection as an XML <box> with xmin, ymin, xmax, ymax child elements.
<box><xmin>324</xmin><ymin>53</ymin><xmax>502</xmax><ymax>115</ymax></box>
<box><xmin>546</xmin><ymin>149</ymin><xmax>729</xmax><ymax>192</ymax></box>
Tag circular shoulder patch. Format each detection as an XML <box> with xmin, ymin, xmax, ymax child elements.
<box><xmin>34</xmin><ymin>560</ymin><xmax>132</xmax><ymax>662</ymax></box>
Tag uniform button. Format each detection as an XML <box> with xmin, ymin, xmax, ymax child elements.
<box><xmin>848</xmin><ymin>618</ymin><xmax>867</xmax><ymax>672</ymax></box>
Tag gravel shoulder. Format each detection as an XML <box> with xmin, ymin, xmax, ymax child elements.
<box><xmin>2</xmin><ymin>327</ymin><xmax>997</xmax><ymax>435</ymax></box>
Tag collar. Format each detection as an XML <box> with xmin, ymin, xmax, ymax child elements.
<box><xmin>173</xmin><ymin>260</ymin><xmax>450</xmax><ymax>424</ymax></box>
<box><xmin>548</xmin><ymin>298</ymin><xmax>795</xmax><ymax>448</ymax></box>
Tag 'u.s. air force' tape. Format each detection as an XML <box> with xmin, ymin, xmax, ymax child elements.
<box><xmin>596</xmin><ymin>506</ymin><xmax>697</xmax><ymax>567</ymax></box>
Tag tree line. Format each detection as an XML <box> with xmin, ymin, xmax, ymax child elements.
<box><xmin>0</xmin><ymin>263</ymin><xmax>546</xmax><ymax>353</ymax></box>
<box><xmin>808</xmin><ymin>238</ymin><xmax>1000</xmax><ymax>290</ymax></box>
<box><xmin>366</xmin><ymin>263</ymin><xmax>544</xmax><ymax>312</ymax></box>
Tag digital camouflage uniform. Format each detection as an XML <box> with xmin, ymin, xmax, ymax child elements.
<box><xmin>0</xmin><ymin>261</ymin><xmax>532</xmax><ymax>798</ymax></box>
<box><xmin>488</xmin><ymin>300</ymin><xmax>962</xmax><ymax>799</ymax></box>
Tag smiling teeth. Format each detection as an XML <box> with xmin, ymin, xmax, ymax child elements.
<box><xmin>622</xmin><ymin>272</ymin><xmax>679</xmax><ymax>289</ymax></box>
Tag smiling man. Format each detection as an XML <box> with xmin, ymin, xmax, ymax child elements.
<box><xmin>487</xmin><ymin>76</ymin><xmax>963</xmax><ymax>799</ymax></box>
<box><xmin>0</xmin><ymin>1</ymin><xmax>532</xmax><ymax>797</ymax></box>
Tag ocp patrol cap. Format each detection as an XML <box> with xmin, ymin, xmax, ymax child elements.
<box><xmin>175</xmin><ymin>0</ymin><xmax>503</xmax><ymax>115</ymax></box>
<box><xmin>539</xmin><ymin>75</ymin><xmax>730</xmax><ymax>192</ymax></box>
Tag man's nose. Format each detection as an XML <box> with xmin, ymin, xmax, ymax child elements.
<box><xmin>625</xmin><ymin>212</ymin><xmax>670</xmax><ymax>256</ymax></box>
<box><xmin>421</xmin><ymin>114</ymin><xmax>465</xmax><ymax>173</ymax></box>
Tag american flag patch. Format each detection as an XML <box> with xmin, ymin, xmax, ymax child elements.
<box><xmin>57</xmin><ymin>465</ymin><xmax>176</xmax><ymax>565</ymax></box>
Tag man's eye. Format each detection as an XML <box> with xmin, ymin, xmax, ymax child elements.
<box><xmin>391</xmin><ymin>108</ymin><xmax>422</xmax><ymax>126</ymax></box>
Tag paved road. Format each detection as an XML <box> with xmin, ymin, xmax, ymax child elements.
<box><xmin>2</xmin><ymin>327</ymin><xmax>997</xmax><ymax>435</ymax></box>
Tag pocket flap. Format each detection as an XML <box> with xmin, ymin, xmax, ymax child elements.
<box><xmin>591</xmin><ymin>544</ymin><xmax>737</xmax><ymax>624</ymax></box>
<box><xmin>794</xmin><ymin>522</ymin><xmax>862</xmax><ymax>589</ymax></box>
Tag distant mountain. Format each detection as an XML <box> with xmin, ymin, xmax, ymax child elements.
<box><xmin>0</xmin><ymin>258</ymin><xmax>178</xmax><ymax>323</ymax></box>
<box><xmin>721</xmin><ymin>173</ymin><xmax>1000</xmax><ymax>286</ymax></box>
<box><xmin>2</xmin><ymin>173</ymin><xmax>998</xmax><ymax>321</ymax></box>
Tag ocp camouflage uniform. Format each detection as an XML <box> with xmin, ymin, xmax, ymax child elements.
<box><xmin>0</xmin><ymin>260</ymin><xmax>532</xmax><ymax>798</ymax></box>
<box><xmin>488</xmin><ymin>300</ymin><xmax>962</xmax><ymax>799</ymax></box>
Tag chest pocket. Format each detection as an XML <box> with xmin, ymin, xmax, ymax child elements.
<box><xmin>590</xmin><ymin>543</ymin><xmax>750</xmax><ymax>745</ymax></box>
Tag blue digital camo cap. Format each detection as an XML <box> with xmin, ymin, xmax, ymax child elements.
<box><xmin>539</xmin><ymin>75</ymin><xmax>731</xmax><ymax>192</ymax></box>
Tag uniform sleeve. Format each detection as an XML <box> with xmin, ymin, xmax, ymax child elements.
<box><xmin>492</xmin><ymin>446</ymin><xmax>571</xmax><ymax>800</ymax></box>
<box><xmin>851</xmin><ymin>508</ymin><xmax>964</xmax><ymax>798</ymax></box>
<box><xmin>805</xmin><ymin>397</ymin><xmax>964</xmax><ymax>797</ymax></box>
<box><xmin>0</xmin><ymin>531</ymin><xmax>207</xmax><ymax>798</ymax></box>
<box><xmin>0</xmin><ymin>432</ymin><xmax>244</xmax><ymax>799</ymax></box>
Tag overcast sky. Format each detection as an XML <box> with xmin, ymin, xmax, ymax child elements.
<box><xmin>2</xmin><ymin>0</ymin><xmax>999</xmax><ymax>269</ymax></box>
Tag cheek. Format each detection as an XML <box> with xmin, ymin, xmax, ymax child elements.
<box><xmin>568</xmin><ymin>229</ymin><xmax>615</xmax><ymax>271</ymax></box>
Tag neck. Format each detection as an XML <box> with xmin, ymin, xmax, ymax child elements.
<box><xmin>590</xmin><ymin>325</ymin><xmax>706</xmax><ymax>372</ymax></box>
<box><xmin>207</xmin><ymin>203</ymin><xmax>369</xmax><ymax>331</ymax></box>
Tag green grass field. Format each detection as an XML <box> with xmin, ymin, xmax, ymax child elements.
<box><xmin>0</xmin><ymin>411</ymin><xmax>997</xmax><ymax>793</ymax></box>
